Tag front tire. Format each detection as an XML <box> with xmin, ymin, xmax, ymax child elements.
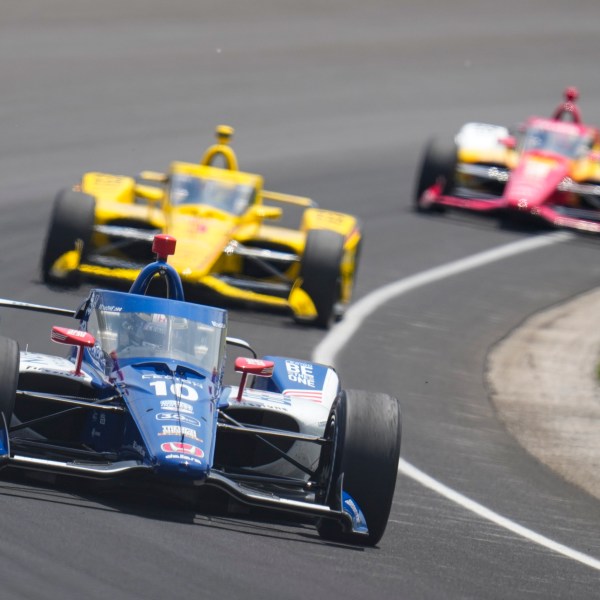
<box><xmin>0</xmin><ymin>336</ymin><xmax>19</xmax><ymax>426</ymax></box>
<box><xmin>316</xmin><ymin>389</ymin><xmax>402</xmax><ymax>546</ymax></box>
<box><xmin>413</xmin><ymin>138</ymin><xmax>457</xmax><ymax>213</ymax></box>
<box><xmin>299</xmin><ymin>229</ymin><xmax>345</xmax><ymax>328</ymax></box>
<box><xmin>41</xmin><ymin>189</ymin><xmax>95</xmax><ymax>285</ymax></box>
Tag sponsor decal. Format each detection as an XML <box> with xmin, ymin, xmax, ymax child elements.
<box><xmin>97</xmin><ymin>304</ymin><xmax>123</xmax><ymax>313</ymax></box>
<box><xmin>283</xmin><ymin>389</ymin><xmax>323</xmax><ymax>403</ymax></box>
<box><xmin>156</xmin><ymin>413</ymin><xmax>201</xmax><ymax>427</ymax></box>
<box><xmin>235</xmin><ymin>358</ymin><xmax>274</xmax><ymax>377</ymax></box>
<box><xmin>143</xmin><ymin>373</ymin><xmax>203</xmax><ymax>388</ymax></box>
<box><xmin>21</xmin><ymin>355</ymin><xmax>94</xmax><ymax>382</ymax></box>
<box><xmin>132</xmin><ymin>440</ymin><xmax>146</xmax><ymax>458</ymax></box>
<box><xmin>72</xmin><ymin>329</ymin><xmax>88</xmax><ymax>339</ymax></box>
<box><xmin>159</xmin><ymin>400</ymin><xmax>194</xmax><ymax>414</ymax></box>
<box><xmin>88</xmin><ymin>343</ymin><xmax>106</xmax><ymax>364</ymax></box>
<box><xmin>22</xmin><ymin>355</ymin><xmax>68</xmax><ymax>367</ymax></box>
<box><xmin>285</xmin><ymin>360</ymin><xmax>315</xmax><ymax>388</ymax></box>
<box><xmin>51</xmin><ymin>328</ymin><xmax>87</xmax><ymax>340</ymax></box>
<box><xmin>158</xmin><ymin>425</ymin><xmax>201</xmax><ymax>441</ymax></box>
<box><xmin>242</xmin><ymin>388</ymin><xmax>291</xmax><ymax>406</ymax></box>
<box><xmin>161</xmin><ymin>441</ymin><xmax>204</xmax><ymax>458</ymax></box>
<box><xmin>342</xmin><ymin>491</ymin><xmax>368</xmax><ymax>534</ymax></box>
<box><xmin>164</xmin><ymin>453</ymin><xmax>203</xmax><ymax>465</ymax></box>
<box><xmin>313</xmin><ymin>209</ymin><xmax>345</xmax><ymax>226</ymax></box>
<box><xmin>233</xmin><ymin>401</ymin><xmax>290</xmax><ymax>412</ymax></box>
<box><xmin>148</xmin><ymin>379</ymin><xmax>201</xmax><ymax>400</ymax></box>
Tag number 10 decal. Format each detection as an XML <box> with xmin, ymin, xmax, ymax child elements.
<box><xmin>149</xmin><ymin>380</ymin><xmax>199</xmax><ymax>402</ymax></box>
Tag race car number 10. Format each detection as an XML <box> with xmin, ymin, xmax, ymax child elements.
<box><xmin>149</xmin><ymin>380</ymin><xmax>199</xmax><ymax>401</ymax></box>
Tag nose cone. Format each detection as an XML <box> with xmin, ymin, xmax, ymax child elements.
<box><xmin>157</xmin><ymin>441</ymin><xmax>210</xmax><ymax>480</ymax></box>
<box><xmin>505</xmin><ymin>155</ymin><xmax>569</xmax><ymax>209</ymax></box>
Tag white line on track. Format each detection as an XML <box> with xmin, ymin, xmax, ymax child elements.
<box><xmin>313</xmin><ymin>230</ymin><xmax>600</xmax><ymax>570</ymax></box>
<box><xmin>313</xmin><ymin>232</ymin><xmax>572</xmax><ymax>366</ymax></box>
<box><xmin>399</xmin><ymin>459</ymin><xmax>600</xmax><ymax>570</ymax></box>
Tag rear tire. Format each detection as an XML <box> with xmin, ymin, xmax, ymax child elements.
<box><xmin>316</xmin><ymin>389</ymin><xmax>402</xmax><ymax>546</ymax></box>
<box><xmin>299</xmin><ymin>229</ymin><xmax>345</xmax><ymax>328</ymax></box>
<box><xmin>0</xmin><ymin>336</ymin><xmax>19</xmax><ymax>425</ymax></box>
<box><xmin>413</xmin><ymin>139</ymin><xmax>457</xmax><ymax>213</ymax></box>
<box><xmin>41</xmin><ymin>189</ymin><xmax>95</xmax><ymax>285</ymax></box>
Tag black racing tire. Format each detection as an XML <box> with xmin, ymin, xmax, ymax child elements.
<box><xmin>413</xmin><ymin>138</ymin><xmax>457</xmax><ymax>213</ymax></box>
<box><xmin>0</xmin><ymin>336</ymin><xmax>19</xmax><ymax>426</ymax></box>
<box><xmin>41</xmin><ymin>189</ymin><xmax>96</xmax><ymax>285</ymax></box>
<box><xmin>299</xmin><ymin>229</ymin><xmax>345</xmax><ymax>329</ymax></box>
<box><xmin>316</xmin><ymin>389</ymin><xmax>402</xmax><ymax>546</ymax></box>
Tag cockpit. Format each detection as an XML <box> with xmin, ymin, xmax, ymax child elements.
<box><xmin>84</xmin><ymin>291</ymin><xmax>227</xmax><ymax>376</ymax></box>
<box><xmin>521</xmin><ymin>126</ymin><xmax>593</xmax><ymax>160</ymax></box>
<box><xmin>170</xmin><ymin>173</ymin><xmax>255</xmax><ymax>215</ymax></box>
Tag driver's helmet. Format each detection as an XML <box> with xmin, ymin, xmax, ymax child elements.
<box><xmin>121</xmin><ymin>313</ymin><xmax>167</xmax><ymax>350</ymax></box>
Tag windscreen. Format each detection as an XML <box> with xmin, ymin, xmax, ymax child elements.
<box><xmin>170</xmin><ymin>173</ymin><xmax>254</xmax><ymax>215</ymax></box>
<box><xmin>87</xmin><ymin>307</ymin><xmax>225</xmax><ymax>375</ymax></box>
<box><xmin>522</xmin><ymin>127</ymin><xmax>592</xmax><ymax>159</ymax></box>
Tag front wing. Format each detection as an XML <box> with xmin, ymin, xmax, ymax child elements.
<box><xmin>422</xmin><ymin>164</ymin><xmax>600</xmax><ymax>233</ymax></box>
<box><xmin>0</xmin><ymin>409</ymin><xmax>366</xmax><ymax>536</ymax></box>
<box><xmin>49</xmin><ymin>224</ymin><xmax>320</xmax><ymax>320</ymax></box>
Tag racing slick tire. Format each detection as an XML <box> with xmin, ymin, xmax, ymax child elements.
<box><xmin>316</xmin><ymin>389</ymin><xmax>402</xmax><ymax>546</ymax></box>
<box><xmin>299</xmin><ymin>229</ymin><xmax>345</xmax><ymax>329</ymax></box>
<box><xmin>41</xmin><ymin>189</ymin><xmax>95</xmax><ymax>286</ymax></box>
<box><xmin>0</xmin><ymin>336</ymin><xmax>19</xmax><ymax>426</ymax></box>
<box><xmin>413</xmin><ymin>138</ymin><xmax>457</xmax><ymax>213</ymax></box>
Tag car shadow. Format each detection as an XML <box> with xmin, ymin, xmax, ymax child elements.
<box><xmin>0</xmin><ymin>470</ymin><xmax>365</xmax><ymax>551</ymax></box>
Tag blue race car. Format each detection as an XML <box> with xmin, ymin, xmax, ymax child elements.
<box><xmin>0</xmin><ymin>235</ymin><xmax>401</xmax><ymax>546</ymax></box>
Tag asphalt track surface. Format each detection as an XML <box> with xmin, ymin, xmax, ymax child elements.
<box><xmin>1</xmin><ymin>1</ymin><xmax>600</xmax><ymax>598</ymax></box>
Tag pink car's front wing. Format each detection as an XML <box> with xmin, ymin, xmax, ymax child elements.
<box><xmin>421</xmin><ymin>183</ymin><xmax>600</xmax><ymax>234</ymax></box>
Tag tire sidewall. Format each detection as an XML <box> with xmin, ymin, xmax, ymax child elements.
<box><xmin>317</xmin><ymin>389</ymin><xmax>402</xmax><ymax>545</ymax></box>
<box><xmin>413</xmin><ymin>138</ymin><xmax>457</xmax><ymax>212</ymax></box>
<box><xmin>0</xmin><ymin>336</ymin><xmax>19</xmax><ymax>424</ymax></box>
<box><xmin>41</xmin><ymin>189</ymin><xmax>95</xmax><ymax>284</ymax></box>
<box><xmin>299</xmin><ymin>229</ymin><xmax>345</xmax><ymax>328</ymax></box>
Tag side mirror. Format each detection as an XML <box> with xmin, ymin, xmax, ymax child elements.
<box><xmin>499</xmin><ymin>136</ymin><xmax>517</xmax><ymax>150</ymax></box>
<box><xmin>248</xmin><ymin>205</ymin><xmax>283</xmax><ymax>221</ymax></box>
<box><xmin>51</xmin><ymin>326</ymin><xmax>96</xmax><ymax>376</ymax></box>
<box><xmin>139</xmin><ymin>170</ymin><xmax>169</xmax><ymax>183</ymax></box>
<box><xmin>588</xmin><ymin>150</ymin><xmax>600</xmax><ymax>162</ymax></box>
<box><xmin>234</xmin><ymin>357</ymin><xmax>274</xmax><ymax>401</ymax></box>
<box><xmin>135</xmin><ymin>184</ymin><xmax>165</xmax><ymax>203</ymax></box>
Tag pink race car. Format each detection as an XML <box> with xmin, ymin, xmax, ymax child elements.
<box><xmin>414</xmin><ymin>88</ymin><xmax>600</xmax><ymax>232</ymax></box>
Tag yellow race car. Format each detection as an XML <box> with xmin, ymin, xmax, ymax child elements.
<box><xmin>40</xmin><ymin>126</ymin><xmax>362</xmax><ymax>327</ymax></box>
